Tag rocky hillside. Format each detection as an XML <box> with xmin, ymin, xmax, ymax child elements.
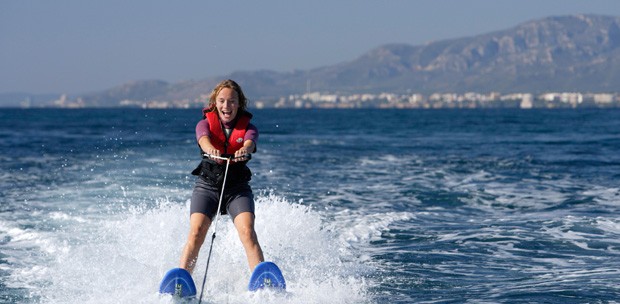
<box><xmin>77</xmin><ymin>14</ymin><xmax>620</xmax><ymax>106</ymax></box>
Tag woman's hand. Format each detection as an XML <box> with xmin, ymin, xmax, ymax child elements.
<box><xmin>198</xmin><ymin>136</ymin><xmax>224</xmax><ymax>163</ymax></box>
<box><xmin>233</xmin><ymin>140</ymin><xmax>255</xmax><ymax>162</ymax></box>
<box><xmin>203</xmin><ymin>147</ymin><xmax>220</xmax><ymax>158</ymax></box>
<box><xmin>233</xmin><ymin>148</ymin><xmax>250</xmax><ymax>162</ymax></box>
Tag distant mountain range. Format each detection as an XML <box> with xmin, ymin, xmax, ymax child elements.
<box><xmin>3</xmin><ymin>14</ymin><xmax>620</xmax><ymax>107</ymax></box>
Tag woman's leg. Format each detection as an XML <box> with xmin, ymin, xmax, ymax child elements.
<box><xmin>233</xmin><ymin>211</ymin><xmax>264</xmax><ymax>271</ymax></box>
<box><xmin>179</xmin><ymin>212</ymin><xmax>212</xmax><ymax>274</ymax></box>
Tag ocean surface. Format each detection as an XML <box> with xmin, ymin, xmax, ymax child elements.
<box><xmin>1</xmin><ymin>108</ymin><xmax>619</xmax><ymax>303</ymax></box>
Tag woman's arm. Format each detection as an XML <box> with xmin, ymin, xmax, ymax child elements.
<box><xmin>198</xmin><ymin>136</ymin><xmax>220</xmax><ymax>157</ymax></box>
<box><xmin>234</xmin><ymin>139</ymin><xmax>255</xmax><ymax>161</ymax></box>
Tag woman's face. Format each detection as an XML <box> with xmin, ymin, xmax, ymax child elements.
<box><xmin>215</xmin><ymin>87</ymin><xmax>239</xmax><ymax>124</ymax></box>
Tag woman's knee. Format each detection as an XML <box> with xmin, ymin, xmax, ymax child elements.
<box><xmin>188</xmin><ymin>225</ymin><xmax>208</xmax><ymax>241</ymax></box>
<box><xmin>236</xmin><ymin>224</ymin><xmax>258</xmax><ymax>244</ymax></box>
<box><xmin>187</xmin><ymin>214</ymin><xmax>211</xmax><ymax>242</ymax></box>
<box><xmin>234</xmin><ymin>213</ymin><xmax>257</xmax><ymax>241</ymax></box>
<box><xmin>241</xmin><ymin>224</ymin><xmax>256</xmax><ymax>237</ymax></box>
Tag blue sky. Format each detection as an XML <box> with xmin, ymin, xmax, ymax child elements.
<box><xmin>2</xmin><ymin>0</ymin><xmax>620</xmax><ymax>94</ymax></box>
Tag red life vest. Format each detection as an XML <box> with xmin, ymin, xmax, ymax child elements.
<box><xmin>205</xmin><ymin>110</ymin><xmax>251</xmax><ymax>154</ymax></box>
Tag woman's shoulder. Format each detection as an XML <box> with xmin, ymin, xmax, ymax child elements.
<box><xmin>196</xmin><ymin>119</ymin><xmax>209</xmax><ymax>127</ymax></box>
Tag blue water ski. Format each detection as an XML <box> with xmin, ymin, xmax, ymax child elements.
<box><xmin>159</xmin><ymin>268</ymin><xmax>197</xmax><ymax>298</ymax></box>
<box><xmin>248</xmin><ymin>261</ymin><xmax>286</xmax><ymax>291</ymax></box>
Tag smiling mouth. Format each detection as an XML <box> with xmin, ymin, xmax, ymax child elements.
<box><xmin>220</xmin><ymin>110</ymin><xmax>233</xmax><ymax>121</ymax></box>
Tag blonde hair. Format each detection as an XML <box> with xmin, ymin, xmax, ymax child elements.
<box><xmin>207</xmin><ymin>79</ymin><xmax>248</xmax><ymax>112</ymax></box>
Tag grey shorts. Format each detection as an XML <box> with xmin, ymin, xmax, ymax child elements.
<box><xmin>190</xmin><ymin>177</ymin><xmax>255</xmax><ymax>221</ymax></box>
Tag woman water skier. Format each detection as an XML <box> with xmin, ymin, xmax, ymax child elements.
<box><xmin>179</xmin><ymin>79</ymin><xmax>264</xmax><ymax>274</ymax></box>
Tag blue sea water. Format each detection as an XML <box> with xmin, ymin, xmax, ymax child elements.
<box><xmin>1</xmin><ymin>108</ymin><xmax>619</xmax><ymax>303</ymax></box>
